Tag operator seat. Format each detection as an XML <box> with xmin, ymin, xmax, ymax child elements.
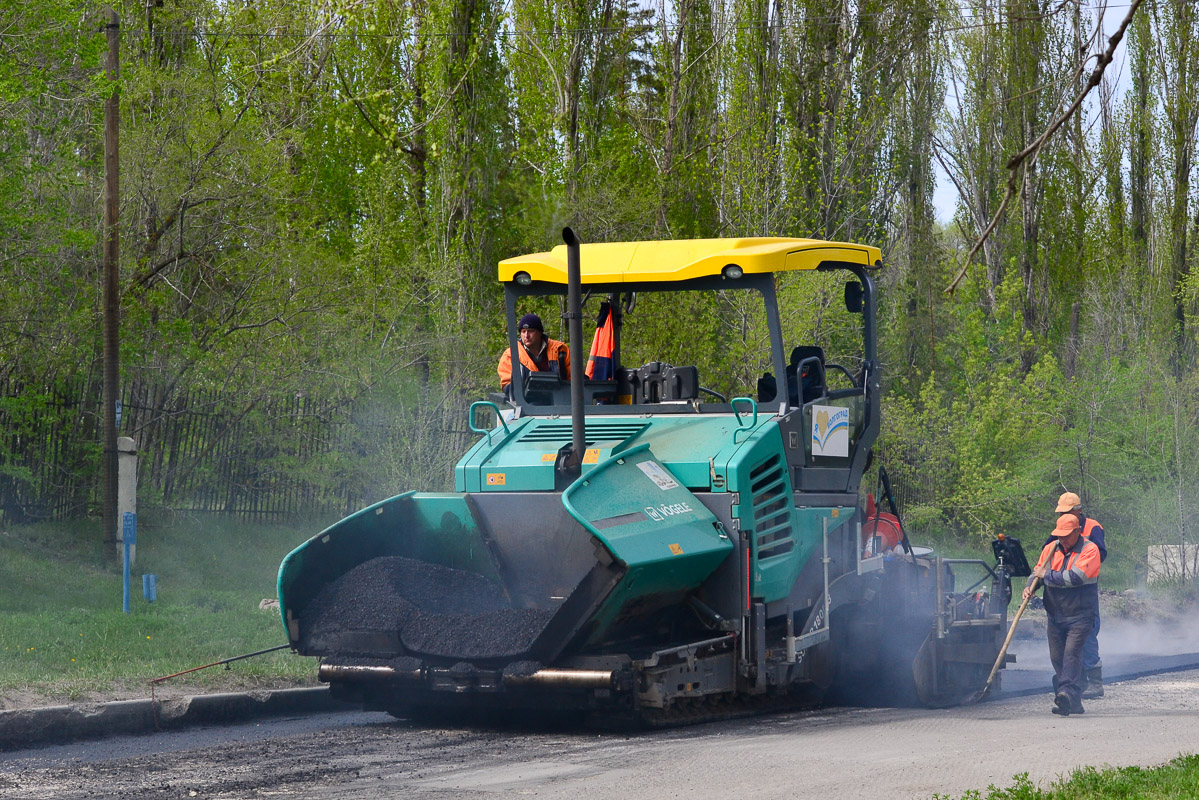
<box><xmin>787</xmin><ymin>346</ymin><xmax>826</xmax><ymax>406</ymax></box>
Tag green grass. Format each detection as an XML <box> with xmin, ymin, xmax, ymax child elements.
<box><xmin>0</xmin><ymin>518</ymin><xmax>333</xmax><ymax>702</ymax></box>
<box><xmin>936</xmin><ymin>755</ymin><xmax>1199</xmax><ymax>799</ymax></box>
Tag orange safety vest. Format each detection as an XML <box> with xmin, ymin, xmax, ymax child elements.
<box><xmin>497</xmin><ymin>338</ymin><xmax>571</xmax><ymax>389</ymax></box>
<box><xmin>1033</xmin><ymin>537</ymin><xmax>1100</xmax><ymax>620</ymax></box>
<box><xmin>1034</xmin><ymin>539</ymin><xmax>1100</xmax><ymax>585</ymax></box>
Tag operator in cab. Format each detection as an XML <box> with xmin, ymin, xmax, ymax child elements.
<box><xmin>497</xmin><ymin>313</ymin><xmax>571</xmax><ymax>394</ymax></box>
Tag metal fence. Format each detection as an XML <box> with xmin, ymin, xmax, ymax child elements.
<box><xmin>0</xmin><ymin>379</ymin><xmax>373</xmax><ymax>526</ymax></box>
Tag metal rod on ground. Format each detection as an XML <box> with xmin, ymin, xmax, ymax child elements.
<box><xmin>972</xmin><ymin>575</ymin><xmax>1040</xmax><ymax>703</ymax></box>
<box><xmin>150</xmin><ymin>644</ymin><xmax>292</xmax><ymax>685</ymax></box>
<box><xmin>149</xmin><ymin>643</ymin><xmax>292</xmax><ymax>732</ymax></box>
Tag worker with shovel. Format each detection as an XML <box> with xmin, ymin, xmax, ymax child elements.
<box><xmin>1054</xmin><ymin>491</ymin><xmax>1107</xmax><ymax>698</ymax></box>
<box><xmin>1023</xmin><ymin>513</ymin><xmax>1101</xmax><ymax>716</ymax></box>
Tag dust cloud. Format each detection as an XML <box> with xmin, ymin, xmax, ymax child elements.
<box><xmin>1011</xmin><ymin>594</ymin><xmax>1199</xmax><ymax>672</ymax></box>
<box><xmin>1097</xmin><ymin>603</ymin><xmax>1199</xmax><ymax>658</ymax></box>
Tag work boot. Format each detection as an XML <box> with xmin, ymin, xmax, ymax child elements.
<box><xmin>1081</xmin><ymin>667</ymin><xmax>1104</xmax><ymax>699</ymax></box>
<box><xmin>1051</xmin><ymin>692</ymin><xmax>1072</xmax><ymax>716</ymax></box>
<box><xmin>1071</xmin><ymin>696</ymin><xmax>1086</xmax><ymax>715</ymax></box>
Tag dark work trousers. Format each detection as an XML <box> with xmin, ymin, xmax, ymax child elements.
<box><xmin>1047</xmin><ymin>615</ymin><xmax>1093</xmax><ymax>703</ymax></box>
<box><xmin>1082</xmin><ymin>615</ymin><xmax>1101</xmax><ymax>670</ymax></box>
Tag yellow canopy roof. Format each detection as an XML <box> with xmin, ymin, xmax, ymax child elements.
<box><xmin>498</xmin><ymin>237</ymin><xmax>881</xmax><ymax>284</ymax></box>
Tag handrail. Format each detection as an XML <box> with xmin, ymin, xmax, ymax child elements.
<box><xmin>469</xmin><ymin>401</ymin><xmax>511</xmax><ymax>440</ymax></box>
<box><xmin>731</xmin><ymin>396</ymin><xmax>758</xmax><ymax>442</ymax></box>
<box><xmin>824</xmin><ymin>362</ymin><xmax>856</xmax><ymax>384</ymax></box>
<box><xmin>731</xmin><ymin>396</ymin><xmax>757</xmax><ymax>427</ymax></box>
<box><xmin>939</xmin><ymin>557</ymin><xmax>1000</xmax><ymax>595</ymax></box>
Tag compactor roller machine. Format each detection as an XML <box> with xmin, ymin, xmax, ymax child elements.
<box><xmin>277</xmin><ymin>233</ymin><xmax>1025</xmax><ymax>724</ymax></box>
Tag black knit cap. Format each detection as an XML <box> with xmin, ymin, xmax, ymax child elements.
<box><xmin>518</xmin><ymin>313</ymin><xmax>544</xmax><ymax>332</ymax></box>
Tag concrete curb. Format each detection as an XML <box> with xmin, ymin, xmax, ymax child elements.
<box><xmin>0</xmin><ymin>686</ymin><xmax>346</xmax><ymax>752</ymax></box>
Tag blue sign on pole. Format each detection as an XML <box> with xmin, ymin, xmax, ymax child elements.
<box><xmin>122</xmin><ymin>512</ymin><xmax>136</xmax><ymax>614</ymax></box>
<box><xmin>115</xmin><ymin>400</ymin><xmax>122</xmax><ymax>430</ymax></box>
<box><xmin>123</xmin><ymin>512</ymin><xmax>137</xmax><ymax>546</ymax></box>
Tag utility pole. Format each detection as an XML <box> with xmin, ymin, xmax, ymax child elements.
<box><xmin>102</xmin><ymin>9</ymin><xmax>120</xmax><ymax>560</ymax></box>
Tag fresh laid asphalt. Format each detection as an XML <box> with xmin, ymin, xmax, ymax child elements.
<box><xmin>6</xmin><ymin>668</ymin><xmax>1199</xmax><ymax>800</ymax></box>
<box><xmin>4</xmin><ymin>643</ymin><xmax>1199</xmax><ymax>752</ymax></box>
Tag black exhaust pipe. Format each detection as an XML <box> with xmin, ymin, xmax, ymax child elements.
<box><xmin>562</xmin><ymin>227</ymin><xmax>585</xmax><ymax>473</ymax></box>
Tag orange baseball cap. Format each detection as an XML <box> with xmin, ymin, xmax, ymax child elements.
<box><xmin>1055</xmin><ymin>491</ymin><xmax>1082</xmax><ymax>513</ymax></box>
<box><xmin>1052</xmin><ymin>513</ymin><xmax>1081</xmax><ymax>537</ymax></box>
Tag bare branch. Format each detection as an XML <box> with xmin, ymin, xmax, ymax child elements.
<box><xmin>945</xmin><ymin>0</ymin><xmax>1145</xmax><ymax>295</ymax></box>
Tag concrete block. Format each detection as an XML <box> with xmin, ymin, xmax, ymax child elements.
<box><xmin>1147</xmin><ymin>544</ymin><xmax>1199</xmax><ymax>584</ymax></box>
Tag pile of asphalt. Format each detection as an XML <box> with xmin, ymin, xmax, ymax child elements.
<box><xmin>404</xmin><ymin>607</ymin><xmax>556</xmax><ymax>659</ymax></box>
<box><xmin>302</xmin><ymin>556</ymin><xmax>556</xmax><ymax>661</ymax></box>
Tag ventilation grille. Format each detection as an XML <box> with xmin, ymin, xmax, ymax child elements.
<box><xmin>750</xmin><ymin>454</ymin><xmax>794</xmax><ymax>559</ymax></box>
<box><xmin>518</xmin><ymin>422</ymin><xmax>649</xmax><ymax>444</ymax></box>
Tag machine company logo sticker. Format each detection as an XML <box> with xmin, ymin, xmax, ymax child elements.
<box><xmin>485</xmin><ymin>473</ymin><xmax>506</xmax><ymax>486</ymax></box>
<box><xmin>644</xmin><ymin>501</ymin><xmax>694</xmax><ymax>522</ymax></box>
<box><xmin>811</xmin><ymin>405</ymin><xmax>849</xmax><ymax>458</ymax></box>
<box><xmin>637</xmin><ymin>460</ymin><xmax>679</xmax><ymax>490</ymax></box>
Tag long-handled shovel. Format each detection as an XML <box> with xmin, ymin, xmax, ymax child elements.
<box><xmin>971</xmin><ymin>575</ymin><xmax>1040</xmax><ymax>704</ymax></box>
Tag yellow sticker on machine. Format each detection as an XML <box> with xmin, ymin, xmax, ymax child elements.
<box><xmin>583</xmin><ymin>448</ymin><xmax>601</xmax><ymax>464</ymax></box>
<box><xmin>669</xmin><ymin>543</ymin><xmax>684</xmax><ymax>555</ymax></box>
<box><xmin>541</xmin><ymin>453</ymin><xmax>556</xmax><ymax>462</ymax></box>
<box><xmin>485</xmin><ymin>473</ymin><xmax>506</xmax><ymax>486</ymax></box>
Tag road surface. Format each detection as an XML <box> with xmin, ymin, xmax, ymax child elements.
<box><xmin>3</xmin><ymin>662</ymin><xmax>1198</xmax><ymax>800</ymax></box>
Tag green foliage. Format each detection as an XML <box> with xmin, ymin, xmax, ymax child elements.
<box><xmin>1</xmin><ymin>0</ymin><xmax>1197</xmax><ymax>597</ymax></box>
<box><xmin>880</xmin><ymin>271</ymin><xmax>1068</xmax><ymax>545</ymax></box>
<box><xmin>0</xmin><ymin>2</ymin><xmax>107</xmax><ymax>384</ymax></box>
